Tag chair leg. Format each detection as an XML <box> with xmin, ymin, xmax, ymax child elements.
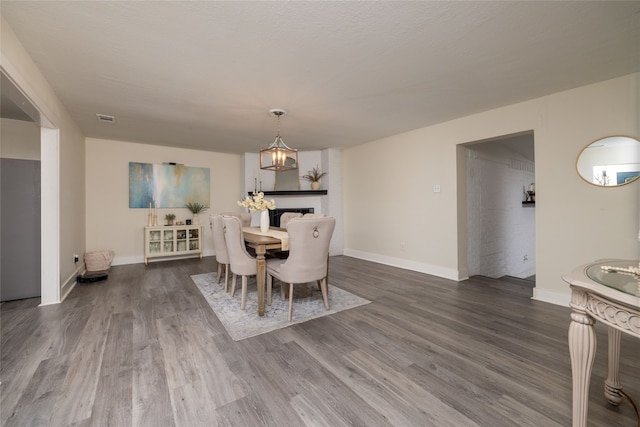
<box><xmin>216</xmin><ymin>263</ymin><xmax>223</xmax><ymax>283</ymax></box>
<box><xmin>230</xmin><ymin>273</ymin><xmax>237</xmax><ymax>296</ymax></box>
<box><xmin>267</xmin><ymin>274</ymin><xmax>272</xmax><ymax>306</ymax></box>
<box><xmin>288</xmin><ymin>282</ymin><xmax>294</xmax><ymax>321</ymax></box>
<box><xmin>326</xmin><ymin>254</ymin><xmax>330</xmax><ymax>298</ymax></box>
<box><xmin>315</xmin><ymin>255</ymin><xmax>330</xmax><ymax>293</ymax></box>
<box><xmin>224</xmin><ymin>264</ymin><xmax>229</xmax><ymax>292</ymax></box>
<box><xmin>319</xmin><ymin>276</ymin><xmax>329</xmax><ymax>310</ymax></box>
<box><xmin>241</xmin><ymin>276</ymin><xmax>248</xmax><ymax>310</ymax></box>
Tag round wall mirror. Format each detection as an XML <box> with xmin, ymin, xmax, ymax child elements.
<box><xmin>576</xmin><ymin>135</ymin><xmax>640</xmax><ymax>187</ymax></box>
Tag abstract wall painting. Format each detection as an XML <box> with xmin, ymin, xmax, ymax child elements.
<box><xmin>129</xmin><ymin>162</ymin><xmax>210</xmax><ymax>208</ymax></box>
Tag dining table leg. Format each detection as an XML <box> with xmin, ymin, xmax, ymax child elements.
<box><xmin>256</xmin><ymin>243</ymin><xmax>266</xmax><ymax>316</ymax></box>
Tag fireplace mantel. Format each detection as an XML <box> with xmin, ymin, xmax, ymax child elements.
<box><xmin>249</xmin><ymin>190</ymin><xmax>327</xmax><ymax>196</ymax></box>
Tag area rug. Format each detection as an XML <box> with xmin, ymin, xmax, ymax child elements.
<box><xmin>191</xmin><ymin>272</ymin><xmax>370</xmax><ymax>341</ymax></box>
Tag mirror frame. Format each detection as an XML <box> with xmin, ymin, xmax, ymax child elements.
<box><xmin>576</xmin><ymin>135</ymin><xmax>640</xmax><ymax>187</ymax></box>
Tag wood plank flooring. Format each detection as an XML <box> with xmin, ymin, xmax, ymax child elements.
<box><xmin>1</xmin><ymin>256</ymin><xmax>638</xmax><ymax>426</ymax></box>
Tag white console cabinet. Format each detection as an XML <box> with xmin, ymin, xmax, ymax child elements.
<box><xmin>144</xmin><ymin>225</ymin><xmax>203</xmax><ymax>264</ymax></box>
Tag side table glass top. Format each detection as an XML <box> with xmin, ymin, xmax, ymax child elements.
<box><xmin>586</xmin><ymin>260</ymin><xmax>640</xmax><ymax>297</ymax></box>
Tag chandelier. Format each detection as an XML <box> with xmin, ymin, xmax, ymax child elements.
<box><xmin>260</xmin><ymin>109</ymin><xmax>298</xmax><ymax>172</ymax></box>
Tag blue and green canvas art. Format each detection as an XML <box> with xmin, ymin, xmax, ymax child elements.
<box><xmin>129</xmin><ymin>162</ymin><xmax>210</xmax><ymax>208</ymax></box>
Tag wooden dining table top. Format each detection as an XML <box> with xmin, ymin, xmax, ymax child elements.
<box><xmin>242</xmin><ymin>227</ymin><xmax>287</xmax><ymax>249</ymax></box>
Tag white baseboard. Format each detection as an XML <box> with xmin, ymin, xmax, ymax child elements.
<box><xmin>532</xmin><ymin>288</ymin><xmax>570</xmax><ymax>307</ymax></box>
<box><xmin>56</xmin><ymin>264</ymin><xmax>83</xmax><ymax>304</ymax></box>
<box><xmin>113</xmin><ymin>253</ymin><xmax>210</xmax><ymax>266</ymax></box>
<box><xmin>112</xmin><ymin>255</ymin><xmax>144</xmax><ymax>266</ymax></box>
<box><xmin>343</xmin><ymin>248</ymin><xmax>464</xmax><ymax>281</ymax></box>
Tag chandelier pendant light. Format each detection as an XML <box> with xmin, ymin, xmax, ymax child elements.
<box><xmin>260</xmin><ymin>109</ymin><xmax>298</xmax><ymax>172</ymax></box>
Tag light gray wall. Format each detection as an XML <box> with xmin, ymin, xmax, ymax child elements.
<box><xmin>1</xmin><ymin>119</ymin><xmax>42</xmax><ymax>301</ymax></box>
<box><xmin>0</xmin><ymin>118</ymin><xmax>41</xmax><ymax>159</ymax></box>
<box><xmin>1</xmin><ymin>158</ymin><xmax>41</xmax><ymax>300</ymax></box>
<box><xmin>344</xmin><ymin>73</ymin><xmax>639</xmax><ymax>306</ymax></box>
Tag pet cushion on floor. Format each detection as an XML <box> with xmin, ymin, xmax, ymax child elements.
<box><xmin>84</xmin><ymin>250</ymin><xmax>114</xmax><ymax>272</ymax></box>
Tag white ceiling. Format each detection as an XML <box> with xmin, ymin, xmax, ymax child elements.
<box><xmin>2</xmin><ymin>1</ymin><xmax>639</xmax><ymax>155</ymax></box>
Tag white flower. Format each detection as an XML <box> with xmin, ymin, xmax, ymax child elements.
<box><xmin>237</xmin><ymin>192</ymin><xmax>276</xmax><ymax>211</ymax></box>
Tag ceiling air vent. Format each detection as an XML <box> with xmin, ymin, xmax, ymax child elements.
<box><xmin>96</xmin><ymin>113</ymin><xmax>115</xmax><ymax>123</ymax></box>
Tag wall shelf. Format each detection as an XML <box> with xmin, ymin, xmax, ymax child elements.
<box><xmin>522</xmin><ymin>201</ymin><xmax>535</xmax><ymax>207</ymax></box>
<box><xmin>250</xmin><ymin>190</ymin><xmax>327</xmax><ymax>196</ymax></box>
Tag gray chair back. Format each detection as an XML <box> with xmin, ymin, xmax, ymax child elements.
<box><xmin>278</xmin><ymin>217</ymin><xmax>335</xmax><ymax>284</ymax></box>
<box><xmin>210</xmin><ymin>215</ymin><xmax>229</xmax><ymax>264</ymax></box>
<box><xmin>279</xmin><ymin>212</ymin><xmax>303</xmax><ymax>229</ymax></box>
<box><xmin>222</xmin><ymin>215</ymin><xmax>256</xmax><ymax>276</ymax></box>
<box><xmin>221</xmin><ymin>212</ymin><xmax>251</xmax><ymax>227</ymax></box>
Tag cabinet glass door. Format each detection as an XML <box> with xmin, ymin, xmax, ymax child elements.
<box><xmin>163</xmin><ymin>230</ymin><xmax>174</xmax><ymax>252</ymax></box>
<box><xmin>176</xmin><ymin>228</ymin><xmax>187</xmax><ymax>252</ymax></box>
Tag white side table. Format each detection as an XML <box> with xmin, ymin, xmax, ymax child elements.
<box><xmin>563</xmin><ymin>259</ymin><xmax>640</xmax><ymax>427</ymax></box>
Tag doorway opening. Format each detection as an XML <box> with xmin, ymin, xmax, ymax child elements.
<box><xmin>460</xmin><ymin>131</ymin><xmax>536</xmax><ymax>286</ymax></box>
<box><xmin>1</xmin><ymin>70</ymin><xmax>60</xmax><ymax>304</ymax></box>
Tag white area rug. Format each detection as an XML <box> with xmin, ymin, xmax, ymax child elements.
<box><xmin>191</xmin><ymin>272</ymin><xmax>370</xmax><ymax>341</ymax></box>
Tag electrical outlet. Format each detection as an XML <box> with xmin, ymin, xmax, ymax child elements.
<box><xmin>400</xmin><ymin>242</ymin><xmax>406</xmax><ymax>251</ymax></box>
<box><xmin>523</xmin><ymin>254</ymin><xmax>528</xmax><ymax>263</ymax></box>
<box><xmin>73</xmin><ymin>254</ymin><xmax>79</xmax><ymax>263</ymax></box>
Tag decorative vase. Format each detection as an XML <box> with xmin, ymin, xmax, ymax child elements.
<box><xmin>260</xmin><ymin>210</ymin><xmax>269</xmax><ymax>232</ymax></box>
<box><xmin>193</xmin><ymin>213</ymin><xmax>199</xmax><ymax>225</ymax></box>
<box><xmin>311</xmin><ymin>181</ymin><xmax>321</xmax><ymax>190</ymax></box>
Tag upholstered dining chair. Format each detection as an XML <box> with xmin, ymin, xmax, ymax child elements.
<box><xmin>303</xmin><ymin>213</ymin><xmax>326</xmax><ymax>218</ymax></box>
<box><xmin>266</xmin><ymin>216</ymin><xmax>335</xmax><ymax>321</ymax></box>
<box><xmin>210</xmin><ymin>214</ymin><xmax>231</xmax><ymax>291</ymax></box>
<box><xmin>267</xmin><ymin>211</ymin><xmax>303</xmax><ymax>260</ymax></box>
<box><xmin>222</xmin><ymin>215</ymin><xmax>257</xmax><ymax>310</ymax></box>
<box><xmin>279</xmin><ymin>212</ymin><xmax>302</xmax><ymax>229</ymax></box>
<box><xmin>221</xmin><ymin>211</ymin><xmax>251</xmax><ymax>227</ymax></box>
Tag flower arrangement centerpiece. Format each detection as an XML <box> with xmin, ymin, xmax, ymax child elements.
<box><xmin>238</xmin><ymin>192</ymin><xmax>276</xmax><ymax>232</ymax></box>
<box><xmin>237</xmin><ymin>191</ymin><xmax>276</xmax><ymax>211</ymax></box>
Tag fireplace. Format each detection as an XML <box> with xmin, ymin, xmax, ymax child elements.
<box><xmin>269</xmin><ymin>208</ymin><xmax>314</xmax><ymax>227</ymax></box>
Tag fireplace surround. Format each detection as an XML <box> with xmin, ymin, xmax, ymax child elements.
<box><xmin>269</xmin><ymin>208</ymin><xmax>314</xmax><ymax>227</ymax></box>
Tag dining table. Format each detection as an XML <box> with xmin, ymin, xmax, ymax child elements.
<box><xmin>242</xmin><ymin>226</ymin><xmax>289</xmax><ymax>316</ymax></box>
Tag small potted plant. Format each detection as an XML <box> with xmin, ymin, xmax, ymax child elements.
<box><xmin>165</xmin><ymin>213</ymin><xmax>176</xmax><ymax>226</ymax></box>
<box><xmin>302</xmin><ymin>165</ymin><xmax>327</xmax><ymax>190</ymax></box>
<box><xmin>185</xmin><ymin>201</ymin><xmax>209</xmax><ymax>225</ymax></box>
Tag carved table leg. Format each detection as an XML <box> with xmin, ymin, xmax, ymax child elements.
<box><xmin>604</xmin><ymin>327</ymin><xmax>623</xmax><ymax>406</ymax></box>
<box><xmin>569</xmin><ymin>289</ymin><xmax>597</xmax><ymax>427</ymax></box>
